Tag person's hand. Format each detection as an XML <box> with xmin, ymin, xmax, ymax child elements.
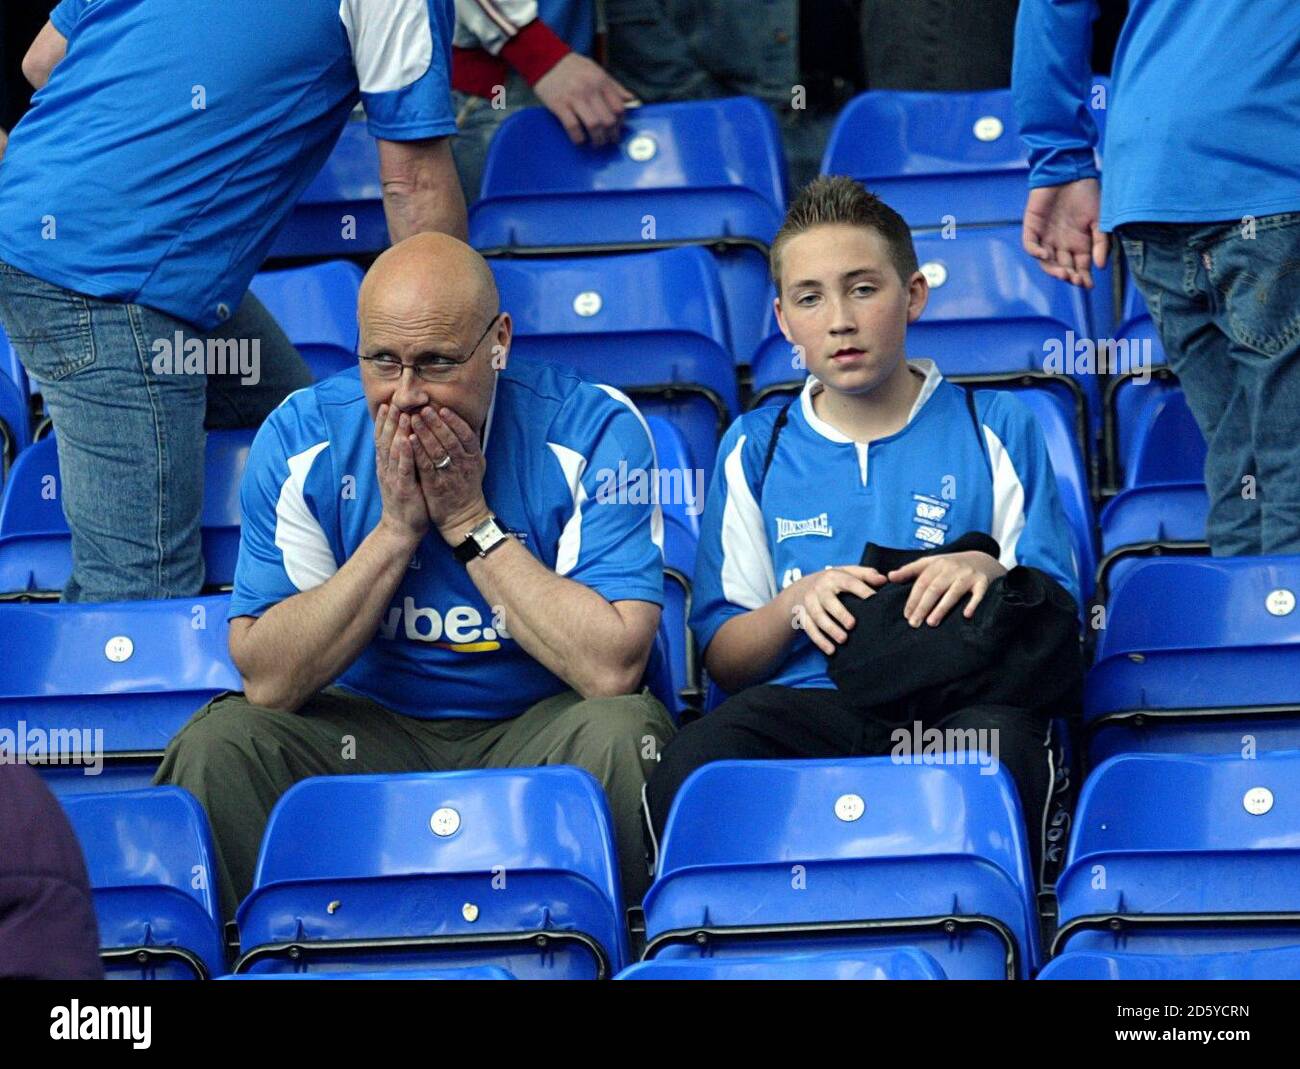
<box><xmin>406</xmin><ymin>404</ymin><xmax>490</xmax><ymax>542</ymax></box>
<box><xmin>787</xmin><ymin>565</ymin><xmax>889</xmax><ymax>656</ymax></box>
<box><xmin>887</xmin><ymin>551</ymin><xmax>1007</xmax><ymax>628</ymax></box>
<box><xmin>533</xmin><ymin>53</ymin><xmax>639</xmax><ymax>146</ymax></box>
<box><xmin>374</xmin><ymin>403</ymin><xmax>430</xmax><ymax>543</ymax></box>
<box><xmin>1023</xmin><ymin>178</ymin><xmax>1109</xmax><ymax>289</ymax></box>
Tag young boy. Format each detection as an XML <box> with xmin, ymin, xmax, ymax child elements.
<box><xmin>645</xmin><ymin>176</ymin><xmax>1080</xmax><ymax>885</ymax></box>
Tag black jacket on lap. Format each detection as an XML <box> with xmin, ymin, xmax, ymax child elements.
<box><xmin>828</xmin><ymin>531</ymin><xmax>1083</xmax><ymax>723</ymax></box>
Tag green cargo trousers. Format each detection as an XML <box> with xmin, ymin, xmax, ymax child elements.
<box><xmin>153</xmin><ymin>686</ymin><xmax>675</xmax><ymax>925</ymax></box>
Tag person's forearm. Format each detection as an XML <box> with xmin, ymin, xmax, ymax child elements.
<box><xmin>463</xmin><ymin>537</ymin><xmax>652</xmax><ymax>698</ymax></box>
<box><xmin>22</xmin><ymin>20</ymin><xmax>67</xmax><ymax>90</ymax></box>
<box><xmin>380</xmin><ymin>139</ymin><xmax>468</xmax><ymax>243</ymax></box>
<box><xmin>703</xmin><ymin>585</ymin><xmax>804</xmax><ymax>694</ymax></box>
<box><xmin>234</xmin><ymin>521</ymin><xmax>421</xmax><ymax>712</ymax></box>
<box><xmin>1011</xmin><ymin>0</ymin><xmax>1101</xmax><ymax>188</ymax></box>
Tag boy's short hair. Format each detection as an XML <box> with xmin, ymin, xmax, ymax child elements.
<box><xmin>770</xmin><ymin>175</ymin><xmax>919</xmax><ymax>290</ymax></box>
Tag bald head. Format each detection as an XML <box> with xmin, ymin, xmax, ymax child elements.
<box><xmin>359</xmin><ymin>232</ymin><xmax>498</xmax><ymax>345</ymax></box>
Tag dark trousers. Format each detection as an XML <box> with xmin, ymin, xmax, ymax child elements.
<box><xmin>645</xmin><ymin>685</ymin><xmax>1065</xmax><ymax>891</ymax></box>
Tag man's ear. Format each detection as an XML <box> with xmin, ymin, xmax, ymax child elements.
<box><xmin>905</xmin><ymin>270</ymin><xmax>929</xmax><ymax>324</ymax></box>
<box><xmin>490</xmin><ymin>311</ymin><xmax>512</xmax><ymax>370</ymax></box>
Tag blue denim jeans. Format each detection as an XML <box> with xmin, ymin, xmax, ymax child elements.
<box><xmin>0</xmin><ymin>262</ymin><xmax>312</xmax><ymax>602</ymax></box>
<box><xmin>1119</xmin><ymin>213</ymin><xmax>1300</xmax><ymax>556</ymax></box>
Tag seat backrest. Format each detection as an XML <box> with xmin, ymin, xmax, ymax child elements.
<box><xmin>0</xmin><ymin>432</ymin><xmax>252</xmax><ymax>592</ymax></box>
<box><xmin>1097</xmin><ymin>556</ymin><xmax>1300</xmax><ymax>660</ymax></box>
<box><xmin>472</xmin><ymin>98</ymin><xmax>786</xmax><ymax>248</ymax></box>
<box><xmin>1122</xmin><ymin>387</ymin><xmax>1206</xmax><ymax>489</ymax></box>
<box><xmin>268</xmin><ymin>121</ymin><xmax>387</xmax><ymax>258</ymax></box>
<box><xmin>248</xmin><ymin>261</ymin><xmax>363</xmax><ymax>381</ymax></box>
<box><xmin>0</xmin><ymin>596</ymin><xmax>240</xmax><ymax>769</ymax></box>
<box><xmin>491</xmin><ymin>247</ymin><xmax>739</xmax><ymax>416</ymax></box>
<box><xmin>644</xmin><ymin>415</ymin><xmax>702</xmax><ymax>541</ymax></box>
<box><xmin>238</xmin><ymin>768</ymin><xmax>628</xmax><ymax>978</ymax></box>
<box><xmin>617</xmin><ymin>947</ymin><xmax>948</xmax><ymax>980</ymax></box>
<box><xmin>1039</xmin><ymin>945</ymin><xmax>1300</xmax><ymax>980</ymax></box>
<box><xmin>646</xmin><ymin>757</ymin><xmax>1040</xmax><ymax>978</ymax></box>
<box><xmin>822</xmin><ymin>90</ymin><xmax>1034</xmax><ymax>228</ymax></box>
<box><xmin>61</xmin><ymin>787</ymin><xmax>226</xmax><ymax>978</ymax></box>
<box><xmin>912</xmin><ymin>225</ymin><xmax>1092</xmax><ymax>341</ymax></box>
<box><xmin>1056</xmin><ymin>752</ymin><xmax>1300</xmax><ymax>952</ymax></box>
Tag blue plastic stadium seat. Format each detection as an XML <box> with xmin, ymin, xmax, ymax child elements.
<box><xmin>616</xmin><ymin>947</ymin><xmax>946</xmax><ymax>980</ymax></box>
<box><xmin>643</xmin><ymin>758</ymin><xmax>1041</xmax><ymax>979</ymax></box>
<box><xmin>0</xmin><ymin>367</ymin><xmax>31</xmax><ymax>485</ymax></box>
<box><xmin>219</xmin><ymin>967</ymin><xmax>515</xmax><ymax>980</ymax></box>
<box><xmin>647</xmin><ymin>416</ymin><xmax>701</xmax><ymax>716</ymax></box>
<box><xmin>0</xmin><ymin>596</ymin><xmax>240</xmax><ymax>795</ymax></box>
<box><xmin>1053</xmin><ymin>752</ymin><xmax>1300</xmax><ymax>958</ymax></box>
<box><xmin>471</xmin><ymin>98</ymin><xmax>786</xmax><ymax>366</ymax></box>
<box><xmin>1039</xmin><ymin>945</ymin><xmax>1300</xmax><ymax>980</ymax></box>
<box><xmin>62</xmin><ymin>788</ymin><xmax>226</xmax><ymax>979</ymax></box>
<box><xmin>0</xmin><ymin>430</ymin><xmax>252</xmax><ymax>597</ymax></box>
<box><xmin>248</xmin><ymin>261</ymin><xmax>363</xmax><ymax>381</ymax></box>
<box><xmin>1115</xmin><ymin>383</ymin><xmax>1204</xmax><ymax>490</ymax></box>
<box><xmin>491</xmin><ymin>247</ymin><xmax>736</xmax><ymax>479</ymax></box>
<box><xmin>1097</xmin><ymin>482</ymin><xmax>1208</xmax><ymax>600</ymax></box>
<box><xmin>823</xmin><ymin>90</ymin><xmax>1030</xmax><ymax>228</ymax></box>
<box><xmin>1086</xmin><ymin>557</ymin><xmax>1300</xmax><ymax>763</ymax></box>
<box><xmin>908</xmin><ymin>226</ymin><xmax>1105</xmax><ymax>436</ymax></box>
<box><xmin>268</xmin><ymin>120</ymin><xmax>386</xmax><ymax>258</ymax></box>
<box><xmin>473</xmin><ymin>98</ymin><xmax>786</xmax><ymax>250</ymax></box>
<box><xmin>234</xmin><ymin>768</ymin><xmax>629</xmax><ymax>980</ymax></box>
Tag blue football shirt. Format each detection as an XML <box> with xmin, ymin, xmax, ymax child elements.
<box><xmin>230</xmin><ymin>361</ymin><xmax>664</xmax><ymax>720</ymax></box>
<box><xmin>691</xmin><ymin>362</ymin><xmax>1080</xmax><ymax>692</ymax></box>
<box><xmin>0</xmin><ymin>0</ymin><xmax>456</xmax><ymax>329</ymax></box>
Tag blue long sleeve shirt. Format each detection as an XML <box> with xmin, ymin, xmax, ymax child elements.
<box><xmin>1013</xmin><ymin>0</ymin><xmax>1300</xmax><ymax>231</ymax></box>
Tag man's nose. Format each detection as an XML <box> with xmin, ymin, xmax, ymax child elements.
<box><xmin>392</xmin><ymin>367</ymin><xmax>431</xmax><ymax>412</ymax></box>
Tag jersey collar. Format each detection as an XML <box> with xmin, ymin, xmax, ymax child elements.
<box><xmin>799</xmin><ymin>359</ymin><xmax>944</xmax><ymax>444</ymax></box>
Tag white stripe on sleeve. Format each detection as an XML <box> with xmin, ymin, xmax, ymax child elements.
<box><xmin>719</xmin><ymin>434</ymin><xmax>777</xmax><ymax>609</ymax></box>
<box><xmin>340</xmin><ymin>0</ymin><xmax>434</xmax><ymax>94</ymax></box>
<box><xmin>983</xmin><ymin>425</ymin><xmax>1028</xmax><ymax>571</ymax></box>
<box><xmin>274</xmin><ymin>442</ymin><xmax>339</xmax><ymax>592</ymax></box>
<box><xmin>550</xmin><ymin>443</ymin><xmax>587</xmax><ymax>576</ymax></box>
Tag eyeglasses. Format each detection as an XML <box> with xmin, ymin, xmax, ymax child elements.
<box><xmin>360</xmin><ymin>314</ymin><xmax>499</xmax><ymax>382</ymax></box>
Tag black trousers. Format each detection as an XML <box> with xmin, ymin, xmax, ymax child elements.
<box><xmin>645</xmin><ymin>685</ymin><xmax>1067</xmax><ymax>891</ymax></box>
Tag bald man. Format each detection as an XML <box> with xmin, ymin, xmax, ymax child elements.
<box><xmin>155</xmin><ymin>234</ymin><xmax>674</xmax><ymax>929</ymax></box>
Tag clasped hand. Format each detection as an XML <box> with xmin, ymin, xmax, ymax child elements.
<box><xmin>791</xmin><ymin>550</ymin><xmax>1008</xmax><ymax>656</ymax></box>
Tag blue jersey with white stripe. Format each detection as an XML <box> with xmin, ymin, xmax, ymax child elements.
<box><xmin>230</xmin><ymin>362</ymin><xmax>664</xmax><ymax>721</ymax></box>
<box><xmin>0</xmin><ymin>0</ymin><xmax>456</xmax><ymax>329</ymax></box>
<box><xmin>691</xmin><ymin>362</ymin><xmax>1079</xmax><ymax>692</ymax></box>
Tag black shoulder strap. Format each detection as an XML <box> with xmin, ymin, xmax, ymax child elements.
<box><xmin>964</xmin><ymin>386</ymin><xmax>993</xmax><ymax>479</ymax></box>
<box><xmin>759</xmin><ymin>399</ymin><xmax>794</xmax><ymax>491</ymax></box>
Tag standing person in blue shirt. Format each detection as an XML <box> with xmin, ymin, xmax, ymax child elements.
<box><xmin>0</xmin><ymin>0</ymin><xmax>466</xmax><ymax>603</ymax></box>
<box><xmin>644</xmin><ymin>177</ymin><xmax>1079</xmax><ymax>884</ymax></box>
<box><xmin>1013</xmin><ymin>0</ymin><xmax>1300</xmax><ymax>556</ymax></box>
<box><xmin>154</xmin><ymin>233</ymin><xmax>674</xmax><ymax>921</ymax></box>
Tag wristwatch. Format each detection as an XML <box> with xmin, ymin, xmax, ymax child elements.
<box><xmin>453</xmin><ymin>515</ymin><xmax>509</xmax><ymax>564</ymax></box>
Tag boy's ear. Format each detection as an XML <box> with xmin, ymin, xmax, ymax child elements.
<box><xmin>773</xmin><ymin>294</ymin><xmax>793</xmax><ymax>343</ymax></box>
<box><xmin>905</xmin><ymin>269</ymin><xmax>929</xmax><ymax>324</ymax></box>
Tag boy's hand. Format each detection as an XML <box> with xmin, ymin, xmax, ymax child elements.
<box><xmin>787</xmin><ymin>565</ymin><xmax>888</xmax><ymax>656</ymax></box>
<box><xmin>888</xmin><ymin>551</ymin><xmax>1007</xmax><ymax>628</ymax></box>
